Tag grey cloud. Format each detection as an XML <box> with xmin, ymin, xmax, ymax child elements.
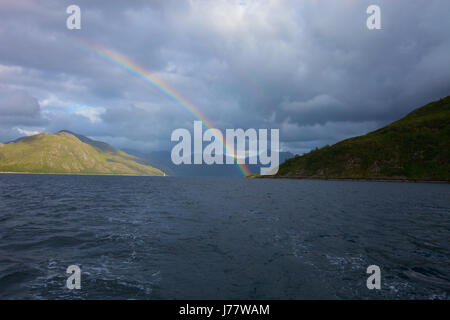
<box><xmin>0</xmin><ymin>88</ymin><xmax>47</xmax><ymax>142</ymax></box>
<box><xmin>0</xmin><ymin>0</ymin><xmax>449</xmax><ymax>153</ymax></box>
<box><xmin>0</xmin><ymin>90</ymin><xmax>40</xmax><ymax>117</ymax></box>
<box><xmin>0</xmin><ymin>89</ymin><xmax>47</xmax><ymax>127</ymax></box>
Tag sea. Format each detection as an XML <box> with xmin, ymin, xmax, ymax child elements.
<box><xmin>0</xmin><ymin>174</ymin><xmax>448</xmax><ymax>299</ymax></box>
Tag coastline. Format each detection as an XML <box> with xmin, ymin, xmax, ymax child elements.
<box><xmin>0</xmin><ymin>171</ymin><xmax>165</xmax><ymax>177</ymax></box>
<box><xmin>249</xmin><ymin>175</ymin><xmax>450</xmax><ymax>183</ymax></box>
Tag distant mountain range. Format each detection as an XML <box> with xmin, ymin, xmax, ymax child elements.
<box><xmin>3</xmin><ymin>96</ymin><xmax>447</xmax><ymax>179</ymax></box>
<box><xmin>275</xmin><ymin>96</ymin><xmax>450</xmax><ymax>181</ymax></box>
<box><xmin>0</xmin><ymin>131</ymin><xmax>164</xmax><ymax>176</ymax></box>
<box><xmin>123</xmin><ymin>149</ymin><xmax>295</xmax><ymax>177</ymax></box>
<box><xmin>0</xmin><ymin>130</ymin><xmax>293</xmax><ymax>177</ymax></box>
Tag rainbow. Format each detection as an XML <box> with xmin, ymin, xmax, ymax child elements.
<box><xmin>77</xmin><ymin>40</ymin><xmax>251</xmax><ymax>176</ymax></box>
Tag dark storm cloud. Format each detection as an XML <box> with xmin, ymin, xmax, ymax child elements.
<box><xmin>0</xmin><ymin>0</ymin><xmax>449</xmax><ymax>153</ymax></box>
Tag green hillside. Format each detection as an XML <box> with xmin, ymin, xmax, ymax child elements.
<box><xmin>0</xmin><ymin>131</ymin><xmax>164</xmax><ymax>176</ymax></box>
<box><xmin>277</xmin><ymin>96</ymin><xmax>450</xmax><ymax>180</ymax></box>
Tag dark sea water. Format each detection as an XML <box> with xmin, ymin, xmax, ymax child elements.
<box><xmin>0</xmin><ymin>174</ymin><xmax>448</xmax><ymax>300</ymax></box>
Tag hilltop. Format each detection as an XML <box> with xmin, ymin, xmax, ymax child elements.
<box><xmin>0</xmin><ymin>131</ymin><xmax>164</xmax><ymax>176</ymax></box>
<box><xmin>275</xmin><ymin>96</ymin><xmax>450</xmax><ymax>181</ymax></box>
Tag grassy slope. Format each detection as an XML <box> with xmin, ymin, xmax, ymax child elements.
<box><xmin>277</xmin><ymin>96</ymin><xmax>450</xmax><ymax>179</ymax></box>
<box><xmin>0</xmin><ymin>131</ymin><xmax>164</xmax><ymax>176</ymax></box>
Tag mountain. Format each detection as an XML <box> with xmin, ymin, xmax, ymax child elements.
<box><xmin>275</xmin><ymin>96</ymin><xmax>450</xmax><ymax>180</ymax></box>
<box><xmin>123</xmin><ymin>149</ymin><xmax>294</xmax><ymax>177</ymax></box>
<box><xmin>0</xmin><ymin>131</ymin><xmax>164</xmax><ymax>176</ymax></box>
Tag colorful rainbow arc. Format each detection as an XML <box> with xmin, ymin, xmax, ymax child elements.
<box><xmin>77</xmin><ymin>40</ymin><xmax>251</xmax><ymax>176</ymax></box>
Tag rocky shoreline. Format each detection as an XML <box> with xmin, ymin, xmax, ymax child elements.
<box><xmin>249</xmin><ymin>175</ymin><xmax>450</xmax><ymax>183</ymax></box>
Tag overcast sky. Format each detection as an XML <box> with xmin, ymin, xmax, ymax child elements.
<box><xmin>0</xmin><ymin>0</ymin><xmax>449</xmax><ymax>154</ymax></box>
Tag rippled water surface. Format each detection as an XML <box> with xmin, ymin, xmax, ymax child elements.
<box><xmin>0</xmin><ymin>174</ymin><xmax>448</xmax><ymax>299</ymax></box>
